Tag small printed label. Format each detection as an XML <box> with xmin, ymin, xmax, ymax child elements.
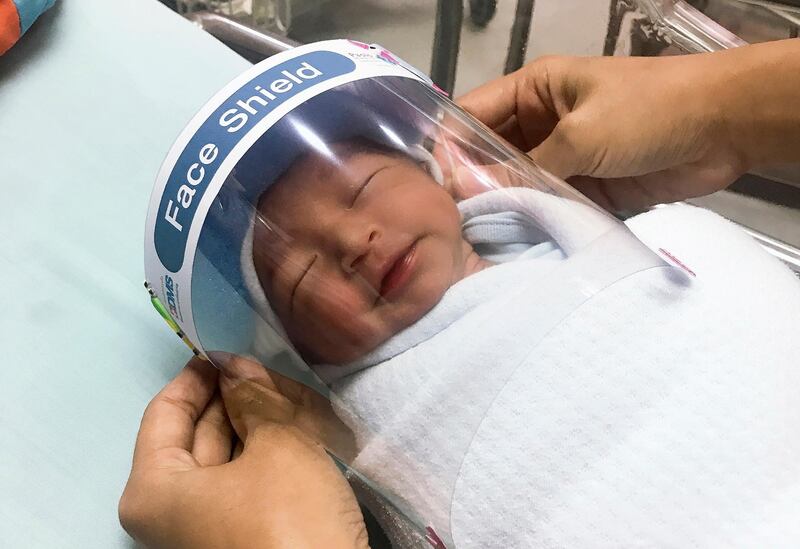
<box><xmin>425</xmin><ymin>526</ymin><xmax>447</xmax><ymax>549</ymax></box>
<box><xmin>658</xmin><ymin>248</ymin><xmax>696</xmax><ymax>277</ymax></box>
<box><xmin>346</xmin><ymin>39</ymin><xmax>445</xmax><ymax>94</ymax></box>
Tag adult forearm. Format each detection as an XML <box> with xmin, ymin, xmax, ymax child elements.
<box><xmin>712</xmin><ymin>39</ymin><xmax>800</xmax><ymax>170</ymax></box>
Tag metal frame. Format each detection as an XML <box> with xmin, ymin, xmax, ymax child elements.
<box><xmin>430</xmin><ymin>0</ymin><xmax>537</xmax><ymax>90</ymax></box>
<box><xmin>185</xmin><ymin>1</ymin><xmax>535</xmax><ymax>96</ymax></box>
<box><xmin>186</xmin><ymin>11</ymin><xmax>299</xmax><ymax>62</ymax></box>
<box><xmin>430</xmin><ymin>0</ymin><xmax>464</xmax><ymax>96</ymax></box>
<box><xmin>744</xmin><ymin>226</ymin><xmax>800</xmax><ymax>275</ymax></box>
<box><xmin>504</xmin><ymin>0</ymin><xmax>535</xmax><ymax>74</ymax></box>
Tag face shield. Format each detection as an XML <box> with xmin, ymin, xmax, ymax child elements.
<box><xmin>144</xmin><ymin>40</ymin><xmax>670</xmax><ymax>546</ymax></box>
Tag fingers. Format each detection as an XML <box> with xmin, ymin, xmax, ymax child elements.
<box><xmin>216</xmin><ymin>355</ymin><xmax>356</xmax><ymax>460</ymax></box>
<box><xmin>132</xmin><ymin>357</ymin><xmax>218</xmax><ymax>470</ymax></box>
<box><xmin>569</xmin><ymin>174</ymin><xmax>699</xmax><ymax>212</ymax></box>
<box><xmin>217</xmin><ymin>355</ymin><xmax>296</xmax><ymax>442</ymax></box>
<box><xmin>569</xmin><ymin>157</ymin><xmax>740</xmax><ymax>212</ymax></box>
<box><xmin>529</xmin><ymin>116</ymin><xmax>589</xmax><ymax>180</ymax></box>
<box><xmin>191</xmin><ymin>390</ymin><xmax>233</xmax><ymax>467</ymax></box>
<box><xmin>457</xmin><ymin>71</ymin><xmax>521</xmax><ymax>130</ymax></box>
<box><xmin>567</xmin><ymin>176</ymin><xmax>642</xmax><ymax>212</ymax></box>
<box><xmin>494</xmin><ymin>114</ymin><xmax>532</xmax><ymax>151</ymax></box>
<box><xmin>460</xmin><ymin>58</ymin><xmax>567</xmax><ymax>153</ymax></box>
<box><xmin>232</xmin><ymin>437</ymin><xmax>244</xmax><ymax>460</ymax></box>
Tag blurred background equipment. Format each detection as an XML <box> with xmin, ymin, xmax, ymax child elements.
<box><xmin>174</xmin><ymin>0</ymin><xmax>316</xmax><ymax>35</ymax></box>
<box><xmin>161</xmin><ymin>0</ymin><xmax>799</xmax><ymax>272</ymax></box>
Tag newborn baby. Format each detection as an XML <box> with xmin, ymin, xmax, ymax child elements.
<box><xmin>250</xmin><ymin>139</ymin><xmax>493</xmax><ymax>365</ymax></box>
<box><xmin>243</xmin><ymin>136</ymin><xmax>800</xmax><ymax>549</ymax></box>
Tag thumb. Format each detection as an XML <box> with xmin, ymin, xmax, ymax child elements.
<box><xmin>216</xmin><ymin>354</ymin><xmax>297</xmax><ymax>443</ymax></box>
<box><xmin>217</xmin><ymin>353</ymin><xmax>356</xmax><ymax>460</ymax></box>
<box><xmin>529</xmin><ymin>116</ymin><xmax>591</xmax><ymax>180</ymax></box>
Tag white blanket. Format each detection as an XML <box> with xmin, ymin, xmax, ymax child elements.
<box><xmin>329</xmin><ymin>198</ymin><xmax>800</xmax><ymax>548</ymax></box>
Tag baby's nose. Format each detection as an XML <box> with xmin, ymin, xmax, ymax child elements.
<box><xmin>340</xmin><ymin>228</ymin><xmax>380</xmax><ymax>275</ymax></box>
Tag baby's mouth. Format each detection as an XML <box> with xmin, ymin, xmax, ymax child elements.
<box><xmin>378</xmin><ymin>241</ymin><xmax>419</xmax><ymax>301</ymax></box>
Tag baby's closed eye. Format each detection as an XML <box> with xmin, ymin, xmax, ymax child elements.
<box><xmin>350</xmin><ymin>165</ymin><xmax>392</xmax><ymax>208</ymax></box>
<box><xmin>289</xmin><ymin>254</ymin><xmax>318</xmax><ymax>313</ymax></box>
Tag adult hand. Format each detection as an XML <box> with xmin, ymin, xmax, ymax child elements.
<box><xmin>119</xmin><ymin>357</ymin><xmax>365</xmax><ymax>549</ymax></box>
<box><xmin>459</xmin><ymin>40</ymin><xmax>800</xmax><ymax>211</ymax></box>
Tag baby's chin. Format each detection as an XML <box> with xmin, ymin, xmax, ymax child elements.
<box><xmin>297</xmin><ymin>269</ymin><xmax>455</xmax><ymax>365</ymax></box>
<box><xmin>300</xmin><ymin>302</ymin><xmax>438</xmax><ymax>366</ymax></box>
<box><xmin>301</xmin><ymin>331</ymin><xmax>383</xmax><ymax>366</ymax></box>
<box><xmin>341</xmin><ymin>285</ymin><xmax>450</xmax><ymax>364</ymax></box>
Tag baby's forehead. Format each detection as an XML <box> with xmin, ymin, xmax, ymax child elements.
<box><xmin>252</xmin><ymin>144</ymin><xmax>386</xmax><ymax>243</ymax></box>
<box><xmin>259</xmin><ymin>142</ymin><xmax>401</xmax><ymax>209</ymax></box>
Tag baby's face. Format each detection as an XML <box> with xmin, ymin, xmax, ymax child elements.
<box><xmin>253</xmin><ymin>143</ymin><xmax>471</xmax><ymax>364</ymax></box>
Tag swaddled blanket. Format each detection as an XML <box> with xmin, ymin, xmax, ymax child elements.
<box><xmin>328</xmin><ymin>190</ymin><xmax>800</xmax><ymax>548</ymax></box>
<box><xmin>1</xmin><ymin>0</ymin><xmax>55</xmax><ymax>55</ymax></box>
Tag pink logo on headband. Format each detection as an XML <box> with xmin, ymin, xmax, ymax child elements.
<box><xmin>346</xmin><ymin>40</ymin><xmax>449</xmax><ymax>97</ymax></box>
<box><xmin>425</xmin><ymin>526</ymin><xmax>447</xmax><ymax>548</ymax></box>
<box><xmin>658</xmin><ymin>248</ymin><xmax>696</xmax><ymax>277</ymax></box>
<box><xmin>347</xmin><ymin>39</ymin><xmax>370</xmax><ymax>49</ymax></box>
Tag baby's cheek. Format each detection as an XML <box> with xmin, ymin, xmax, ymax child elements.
<box><xmin>297</xmin><ymin>284</ymin><xmax>379</xmax><ymax>350</ymax></box>
<box><xmin>415</xmin><ymin>189</ymin><xmax>462</xmax><ymax>235</ymax></box>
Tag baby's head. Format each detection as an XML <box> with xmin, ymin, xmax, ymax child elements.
<box><xmin>251</xmin><ymin>140</ymin><xmax>478</xmax><ymax>364</ymax></box>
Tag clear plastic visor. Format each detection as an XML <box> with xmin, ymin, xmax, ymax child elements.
<box><xmin>190</xmin><ymin>75</ymin><xmax>663</xmax><ymax>544</ymax></box>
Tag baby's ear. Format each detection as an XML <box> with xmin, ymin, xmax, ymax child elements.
<box><xmin>426</xmin><ymin>143</ymin><xmax>463</xmax><ymax>200</ymax></box>
<box><xmin>408</xmin><ymin>144</ymin><xmax>445</xmax><ymax>186</ymax></box>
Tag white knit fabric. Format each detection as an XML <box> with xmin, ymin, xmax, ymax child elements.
<box><xmin>330</xmin><ymin>203</ymin><xmax>800</xmax><ymax>548</ymax></box>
